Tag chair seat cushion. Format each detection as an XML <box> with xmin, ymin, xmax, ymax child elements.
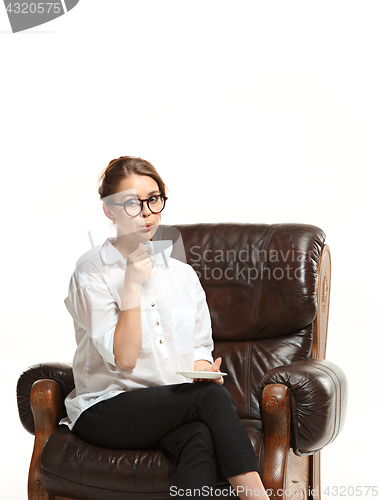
<box><xmin>41</xmin><ymin>420</ymin><xmax>264</xmax><ymax>500</ymax></box>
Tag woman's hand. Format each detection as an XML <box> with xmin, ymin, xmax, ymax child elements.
<box><xmin>193</xmin><ymin>357</ymin><xmax>224</xmax><ymax>385</ymax></box>
<box><xmin>124</xmin><ymin>243</ymin><xmax>153</xmax><ymax>286</ymax></box>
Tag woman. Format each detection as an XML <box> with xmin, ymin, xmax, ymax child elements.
<box><xmin>61</xmin><ymin>156</ymin><xmax>269</xmax><ymax>500</ymax></box>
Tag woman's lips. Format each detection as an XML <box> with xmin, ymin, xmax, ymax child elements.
<box><xmin>140</xmin><ymin>222</ymin><xmax>153</xmax><ymax>231</ymax></box>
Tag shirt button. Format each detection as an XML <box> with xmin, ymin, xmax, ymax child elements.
<box><xmin>151</xmin><ymin>302</ymin><xmax>155</xmax><ymax>307</ymax></box>
<box><xmin>155</xmin><ymin>321</ymin><xmax>159</xmax><ymax>326</ymax></box>
<box><xmin>159</xmin><ymin>339</ymin><xmax>164</xmax><ymax>344</ymax></box>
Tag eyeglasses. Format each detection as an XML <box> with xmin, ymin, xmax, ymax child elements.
<box><xmin>110</xmin><ymin>194</ymin><xmax>168</xmax><ymax>218</ymax></box>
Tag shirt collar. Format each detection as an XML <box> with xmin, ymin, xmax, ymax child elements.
<box><xmin>99</xmin><ymin>237</ymin><xmax>173</xmax><ymax>269</ymax></box>
<box><xmin>99</xmin><ymin>237</ymin><xmax>126</xmax><ymax>266</ymax></box>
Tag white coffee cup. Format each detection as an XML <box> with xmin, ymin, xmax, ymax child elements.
<box><xmin>142</xmin><ymin>240</ymin><xmax>172</xmax><ymax>266</ymax></box>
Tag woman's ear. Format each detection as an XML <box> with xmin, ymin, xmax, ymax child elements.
<box><xmin>102</xmin><ymin>203</ymin><xmax>115</xmax><ymax>222</ymax></box>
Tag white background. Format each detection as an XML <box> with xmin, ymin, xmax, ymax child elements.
<box><xmin>1</xmin><ymin>1</ymin><xmax>379</xmax><ymax>497</ymax></box>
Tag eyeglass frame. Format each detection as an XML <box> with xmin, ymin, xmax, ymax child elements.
<box><xmin>109</xmin><ymin>194</ymin><xmax>168</xmax><ymax>218</ymax></box>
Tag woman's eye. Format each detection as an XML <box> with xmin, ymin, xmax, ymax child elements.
<box><xmin>149</xmin><ymin>196</ymin><xmax>159</xmax><ymax>203</ymax></box>
<box><xmin>125</xmin><ymin>199</ymin><xmax>139</xmax><ymax>207</ymax></box>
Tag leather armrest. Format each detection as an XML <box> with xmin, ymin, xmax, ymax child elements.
<box><xmin>258</xmin><ymin>358</ymin><xmax>348</xmax><ymax>456</ymax></box>
<box><xmin>17</xmin><ymin>362</ymin><xmax>74</xmax><ymax>435</ymax></box>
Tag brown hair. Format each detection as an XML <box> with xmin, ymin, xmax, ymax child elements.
<box><xmin>98</xmin><ymin>156</ymin><xmax>167</xmax><ymax>204</ymax></box>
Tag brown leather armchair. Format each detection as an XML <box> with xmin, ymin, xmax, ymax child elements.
<box><xmin>17</xmin><ymin>223</ymin><xmax>348</xmax><ymax>500</ymax></box>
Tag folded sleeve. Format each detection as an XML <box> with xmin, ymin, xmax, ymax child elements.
<box><xmin>64</xmin><ymin>280</ymin><xmax>120</xmax><ymax>374</ymax></box>
<box><xmin>191</xmin><ymin>269</ymin><xmax>214</xmax><ymax>364</ymax></box>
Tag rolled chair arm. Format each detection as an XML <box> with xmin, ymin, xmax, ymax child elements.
<box><xmin>258</xmin><ymin>358</ymin><xmax>348</xmax><ymax>456</ymax></box>
<box><xmin>17</xmin><ymin>362</ymin><xmax>74</xmax><ymax>435</ymax></box>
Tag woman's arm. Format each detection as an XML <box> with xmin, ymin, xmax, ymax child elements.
<box><xmin>113</xmin><ymin>283</ymin><xmax>142</xmax><ymax>370</ymax></box>
<box><xmin>113</xmin><ymin>244</ymin><xmax>153</xmax><ymax>371</ymax></box>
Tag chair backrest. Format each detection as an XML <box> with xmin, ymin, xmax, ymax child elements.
<box><xmin>165</xmin><ymin>222</ymin><xmax>327</xmax><ymax>420</ymax></box>
<box><xmin>18</xmin><ymin>222</ymin><xmax>328</xmax><ymax>436</ymax></box>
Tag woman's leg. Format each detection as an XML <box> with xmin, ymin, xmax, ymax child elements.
<box><xmin>228</xmin><ymin>472</ymin><xmax>269</xmax><ymax>500</ymax></box>
<box><xmin>181</xmin><ymin>383</ymin><xmax>260</xmax><ymax>480</ymax></box>
<box><xmin>171</xmin><ymin>383</ymin><xmax>269</xmax><ymax>500</ymax></box>
<box><xmin>72</xmin><ymin>383</ymin><xmax>213</xmax><ymax>449</ymax></box>
<box><xmin>73</xmin><ymin>384</ymin><xmax>219</xmax><ymax>498</ymax></box>
<box><xmin>159</xmin><ymin>422</ymin><xmax>217</xmax><ymax>494</ymax></box>
<box><xmin>73</xmin><ymin>382</ymin><xmax>264</xmax><ymax>497</ymax></box>
<box><xmin>184</xmin><ymin>383</ymin><xmax>269</xmax><ymax>499</ymax></box>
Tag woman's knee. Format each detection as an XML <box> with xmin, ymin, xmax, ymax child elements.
<box><xmin>198</xmin><ymin>383</ymin><xmax>236</xmax><ymax>409</ymax></box>
<box><xmin>160</xmin><ymin>421</ymin><xmax>214</xmax><ymax>456</ymax></box>
<box><xmin>187</xmin><ymin>421</ymin><xmax>214</xmax><ymax>448</ymax></box>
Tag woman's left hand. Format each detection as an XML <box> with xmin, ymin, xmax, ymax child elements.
<box><xmin>193</xmin><ymin>357</ymin><xmax>224</xmax><ymax>385</ymax></box>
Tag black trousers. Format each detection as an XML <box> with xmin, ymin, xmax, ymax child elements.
<box><xmin>73</xmin><ymin>382</ymin><xmax>260</xmax><ymax>495</ymax></box>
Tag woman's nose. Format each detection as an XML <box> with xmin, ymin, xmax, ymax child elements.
<box><xmin>141</xmin><ymin>200</ymin><xmax>151</xmax><ymax>217</ymax></box>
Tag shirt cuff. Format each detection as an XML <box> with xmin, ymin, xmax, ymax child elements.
<box><xmin>194</xmin><ymin>347</ymin><xmax>214</xmax><ymax>365</ymax></box>
<box><xmin>93</xmin><ymin>327</ymin><xmax>121</xmax><ymax>374</ymax></box>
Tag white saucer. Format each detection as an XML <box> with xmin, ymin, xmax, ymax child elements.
<box><xmin>176</xmin><ymin>371</ymin><xmax>227</xmax><ymax>380</ymax></box>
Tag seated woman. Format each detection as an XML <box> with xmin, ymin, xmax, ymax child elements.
<box><xmin>60</xmin><ymin>156</ymin><xmax>269</xmax><ymax>500</ymax></box>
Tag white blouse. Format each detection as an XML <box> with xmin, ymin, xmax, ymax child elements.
<box><xmin>60</xmin><ymin>236</ymin><xmax>214</xmax><ymax>430</ymax></box>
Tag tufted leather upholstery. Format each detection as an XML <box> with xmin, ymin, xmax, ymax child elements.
<box><xmin>16</xmin><ymin>223</ymin><xmax>348</xmax><ymax>500</ymax></box>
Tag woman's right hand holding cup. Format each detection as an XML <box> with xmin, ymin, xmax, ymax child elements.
<box><xmin>124</xmin><ymin>243</ymin><xmax>153</xmax><ymax>286</ymax></box>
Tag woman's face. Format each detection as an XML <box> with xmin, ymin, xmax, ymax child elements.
<box><xmin>103</xmin><ymin>174</ymin><xmax>162</xmax><ymax>242</ymax></box>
